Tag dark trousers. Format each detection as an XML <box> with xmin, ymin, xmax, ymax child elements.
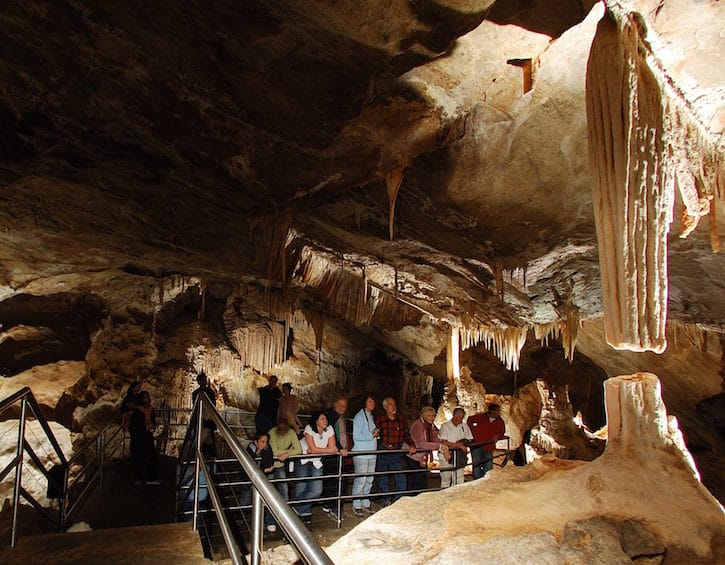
<box><xmin>471</xmin><ymin>447</ymin><xmax>494</xmax><ymax>479</ymax></box>
<box><xmin>322</xmin><ymin>455</ymin><xmax>346</xmax><ymax>510</ymax></box>
<box><xmin>130</xmin><ymin>431</ymin><xmax>157</xmax><ymax>482</ymax></box>
<box><xmin>404</xmin><ymin>456</ymin><xmax>427</xmax><ymax>493</ymax></box>
<box><xmin>375</xmin><ymin>452</ymin><xmax>406</xmax><ymax>503</ymax></box>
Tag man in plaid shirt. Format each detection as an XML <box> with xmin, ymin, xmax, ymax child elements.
<box><xmin>374</xmin><ymin>397</ymin><xmax>416</xmax><ymax>505</ymax></box>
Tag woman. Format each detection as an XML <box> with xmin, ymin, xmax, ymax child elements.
<box><xmin>351</xmin><ymin>396</ymin><xmax>379</xmax><ymax>516</ymax></box>
<box><xmin>245</xmin><ymin>431</ymin><xmax>276</xmax><ymax>533</ymax></box>
<box><xmin>129</xmin><ymin>391</ymin><xmax>160</xmax><ymax>485</ymax></box>
<box><xmin>294</xmin><ymin>411</ymin><xmax>339</xmax><ymax>521</ymax></box>
<box><xmin>405</xmin><ymin>406</ymin><xmax>441</xmax><ymax>492</ymax></box>
<box><xmin>268</xmin><ymin>416</ymin><xmax>302</xmax><ymax>501</ymax></box>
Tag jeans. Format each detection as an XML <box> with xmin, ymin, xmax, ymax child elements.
<box><xmin>352</xmin><ymin>456</ymin><xmax>376</xmax><ymax>509</ymax></box>
<box><xmin>471</xmin><ymin>447</ymin><xmax>494</xmax><ymax>479</ymax></box>
<box><xmin>272</xmin><ymin>466</ymin><xmax>289</xmax><ymax>501</ymax></box>
<box><xmin>375</xmin><ymin>452</ymin><xmax>406</xmax><ymax>503</ymax></box>
<box><xmin>294</xmin><ymin>462</ymin><xmax>323</xmax><ymax>516</ymax></box>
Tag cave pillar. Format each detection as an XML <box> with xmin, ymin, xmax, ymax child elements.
<box><xmin>446</xmin><ymin>325</ymin><xmax>460</xmax><ymax>384</ymax></box>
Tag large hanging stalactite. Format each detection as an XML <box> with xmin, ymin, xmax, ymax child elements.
<box><xmin>587</xmin><ymin>12</ymin><xmax>674</xmax><ymax>353</ymax></box>
<box><xmin>586</xmin><ymin>7</ymin><xmax>723</xmax><ymax>354</ymax></box>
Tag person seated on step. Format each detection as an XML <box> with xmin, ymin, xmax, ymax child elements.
<box><xmin>244</xmin><ymin>431</ymin><xmax>278</xmax><ymax>533</ymax></box>
<box><xmin>129</xmin><ymin>391</ymin><xmax>161</xmax><ymax>485</ymax></box>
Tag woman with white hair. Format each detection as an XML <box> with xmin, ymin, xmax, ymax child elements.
<box><xmin>404</xmin><ymin>406</ymin><xmax>440</xmax><ymax>493</ymax></box>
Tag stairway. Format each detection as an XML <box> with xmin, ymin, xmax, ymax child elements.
<box><xmin>0</xmin><ymin>522</ymin><xmax>208</xmax><ymax>564</ymax></box>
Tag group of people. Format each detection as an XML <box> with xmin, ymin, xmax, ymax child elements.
<box><xmin>247</xmin><ymin>375</ymin><xmax>507</xmax><ymax>524</ymax></box>
<box><xmin>124</xmin><ymin>372</ymin><xmax>507</xmax><ymax>530</ymax></box>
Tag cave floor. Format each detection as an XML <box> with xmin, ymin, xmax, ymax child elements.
<box><xmin>73</xmin><ymin>455</ymin><xmax>459</xmax><ymax>562</ymax></box>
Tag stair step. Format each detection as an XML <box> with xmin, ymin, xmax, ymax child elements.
<box><xmin>1</xmin><ymin>522</ymin><xmax>209</xmax><ymax>564</ymax></box>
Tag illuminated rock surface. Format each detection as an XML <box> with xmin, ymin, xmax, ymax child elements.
<box><xmin>326</xmin><ymin>374</ymin><xmax>725</xmax><ymax>564</ymax></box>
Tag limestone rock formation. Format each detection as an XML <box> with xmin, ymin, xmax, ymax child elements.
<box><xmin>0</xmin><ymin>0</ymin><xmax>722</xmax><ymax>551</ymax></box>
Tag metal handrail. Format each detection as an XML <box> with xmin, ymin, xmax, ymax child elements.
<box><xmin>178</xmin><ymin>394</ymin><xmax>333</xmax><ymax>565</ymax></box>
<box><xmin>0</xmin><ymin>387</ymin><xmax>122</xmax><ymax>548</ymax></box>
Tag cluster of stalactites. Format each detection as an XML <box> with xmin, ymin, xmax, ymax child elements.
<box><xmin>533</xmin><ymin>311</ymin><xmax>580</xmax><ymax>363</ymax></box>
<box><xmin>228</xmin><ymin>321</ymin><xmax>288</xmax><ymax>376</ymax></box>
<box><xmin>586</xmin><ymin>8</ymin><xmax>723</xmax><ymax>354</ymax></box>
<box><xmin>460</xmin><ymin>324</ymin><xmax>529</xmax><ymax>371</ymax></box>
<box><xmin>293</xmin><ymin>246</ymin><xmax>382</xmax><ymax>327</ymax></box>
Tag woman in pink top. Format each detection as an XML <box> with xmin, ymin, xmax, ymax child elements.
<box><xmin>404</xmin><ymin>406</ymin><xmax>440</xmax><ymax>493</ymax></box>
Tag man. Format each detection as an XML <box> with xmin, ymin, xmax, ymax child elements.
<box><xmin>192</xmin><ymin>372</ymin><xmax>217</xmax><ymax>458</ymax></box>
<box><xmin>256</xmin><ymin>375</ymin><xmax>282</xmax><ymax>434</ymax></box>
<box><xmin>277</xmin><ymin>383</ymin><xmax>301</xmax><ymax>432</ymax></box>
<box><xmin>374</xmin><ymin>397</ymin><xmax>416</xmax><ymax>505</ymax></box>
<box><xmin>404</xmin><ymin>405</ymin><xmax>440</xmax><ymax>493</ymax></box>
<box><xmin>439</xmin><ymin>407</ymin><xmax>473</xmax><ymax>488</ymax></box>
<box><xmin>468</xmin><ymin>403</ymin><xmax>506</xmax><ymax>479</ymax></box>
<box><xmin>322</xmin><ymin>396</ymin><xmax>350</xmax><ymax>519</ymax></box>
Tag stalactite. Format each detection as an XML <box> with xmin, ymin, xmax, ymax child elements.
<box><xmin>587</xmin><ymin>8</ymin><xmax>724</xmax><ymax>353</ymax></box>
<box><xmin>263</xmin><ymin>209</ymin><xmax>293</xmax><ymax>290</ymax></box>
<box><xmin>293</xmin><ymin>247</ymin><xmax>382</xmax><ymax>327</ymax></box>
<box><xmin>446</xmin><ymin>325</ymin><xmax>461</xmax><ymax>383</ymax></box>
<box><xmin>560</xmin><ymin>308</ymin><xmax>579</xmax><ymax>364</ymax></box>
<box><xmin>229</xmin><ymin>321</ymin><xmax>287</xmax><ymax>375</ymax></box>
<box><xmin>385</xmin><ymin>167</ymin><xmax>404</xmax><ymax>241</ymax></box>
<box><xmin>461</xmin><ymin>324</ymin><xmax>529</xmax><ymax>371</ymax></box>
<box><xmin>587</xmin><ymin>13</ymin><xmax>672</xmax><ymax>353</ymax></box>
<box><xmin>533</xmin><ymin>316</ymin><xmax>580</xmax><ymax>364</ymax></box>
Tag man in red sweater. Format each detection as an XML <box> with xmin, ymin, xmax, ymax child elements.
<box><xmin>467</xmin><ymin>404</ymin><xmax>505</xmax><ymax>479</ymax></box>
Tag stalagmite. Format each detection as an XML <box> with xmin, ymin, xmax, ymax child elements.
<box><xmin>587</xmin><ymin>8</ymin><xmax>724</xmax><ymax>353</ymax></box>
<box><xmin>385</xmin><ymin>167</ymin><xmax>404</xmax><ymax>241</ymax></box>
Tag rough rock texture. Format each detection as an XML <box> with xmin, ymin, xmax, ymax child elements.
<box><xmin>0</xmin><ymin>420</ymin><xmax>71</xmax><ymax>507</ymax></box>
<box><xmin>531</xmin><ymin>379</ymin><xmax>604</xmax><ymax>461</ymax></box>
<box><xmin>0</xmin><ymin>361</ymin><xmax>85</xmax><ymax>423</ymax></box>
<box><xmin>326</xmin><ymin>373</ymin><xmax>725</xmax><ymax>563</ymax></box>
<box><xmin>0</xmin><ymin>0</ymin><xmax>723</xmax><ymax>538</ymax></box>
<box><xmin>577</xmin><ymin>318</ymin><xmax>725</xmax><ymax>501</ymax></box>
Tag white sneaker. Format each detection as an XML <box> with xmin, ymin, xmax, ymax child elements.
<box><xmin>266</xmin><ymin>524</ymin><xmax>277</xmax><ymax>533</ymax></box>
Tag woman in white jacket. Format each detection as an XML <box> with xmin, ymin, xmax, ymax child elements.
<box><xmin>351</xmin><ymin>396</ymin><xmax>379</xmax><ymax>516</ymax></box>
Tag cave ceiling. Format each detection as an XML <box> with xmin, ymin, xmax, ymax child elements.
<box><xmin>0</xmin><ymin>0</ymin><xmax>723</xmax><ymax>357</ymax></box>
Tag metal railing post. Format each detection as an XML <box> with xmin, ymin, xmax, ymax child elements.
<box><xmin>192</xmin><ymin>400</ymin><xmax>203</xmax><ymax>531</ymax></box>
<box><xmin>10</xmin><ymin>397</ymin><xmax>28</xmax><ymax>548</ymax></box>
<box><xmin>336</xmin><ymin>453</ymin><xmax>343</xmax><ymax>528</ymax></box>
<box><xmin>251</xmin><ymin>487</ymin><xmax>264</xmax><ymax>565</ymax></box>
<box><xmin>60</xmin><ymin>464</ymin><xmax>70</xmax><ymax>530</ymax></box>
